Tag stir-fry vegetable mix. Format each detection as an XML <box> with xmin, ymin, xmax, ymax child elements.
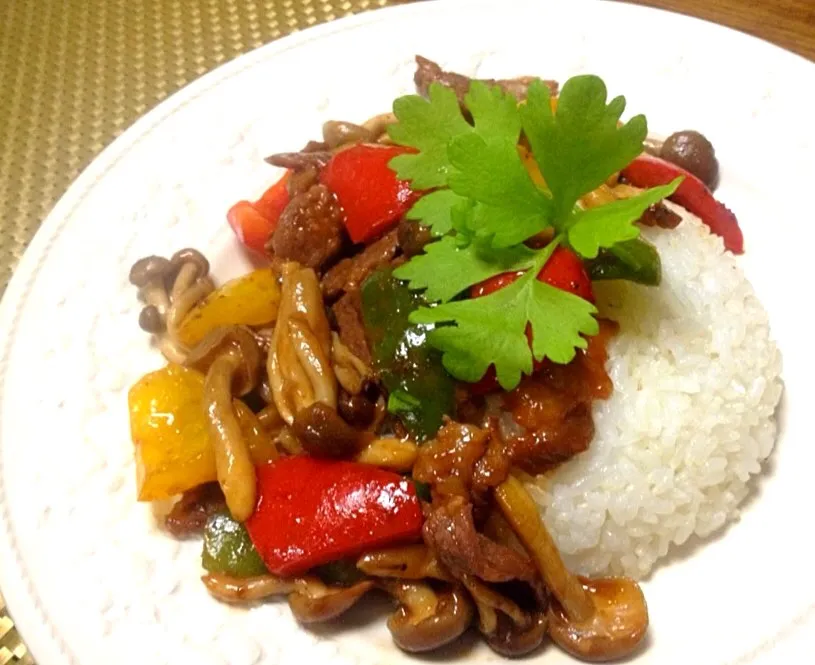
<box><xmin>127</xmin><ymin>58</ymin><xmax>746</xmax><ymax>661</ymax></box>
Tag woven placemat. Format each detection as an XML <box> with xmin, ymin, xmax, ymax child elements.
<box><xmin>0</xmin><ymin>1</ymin><xmax>402</xmax><ymax>660</ymax></box>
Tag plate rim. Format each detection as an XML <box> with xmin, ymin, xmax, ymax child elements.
<box><xmin>0</xmin><ymin>1</ymin><xmax>812</xmax><ymax>663</ymax></box>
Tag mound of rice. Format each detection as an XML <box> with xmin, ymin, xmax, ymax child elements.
<box><xmin>526</xmin><ymin>205</ymin><xmax>783</xmax><ymax>579</ymax></box>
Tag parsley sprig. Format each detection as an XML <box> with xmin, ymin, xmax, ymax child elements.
<box><xmin>387</xmin><ymin>75</ymin><xmax>681</xmax><ymax>389</ymax></box>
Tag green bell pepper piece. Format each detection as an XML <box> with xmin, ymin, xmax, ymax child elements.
<box><xmin>361</xmin><ymin>268</ymin><xmax>456</xmax><ymax>441</ymax></box>
<box><xmin>202</xmin><ymin>510</ymin><xmax>268</xmax><ymax>577</ymax></box>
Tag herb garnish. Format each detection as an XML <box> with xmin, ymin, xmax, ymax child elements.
<box><xmin>388</xmin><ymin>75</ymin><xmax>681</xmax><ymax>389</ymax></box>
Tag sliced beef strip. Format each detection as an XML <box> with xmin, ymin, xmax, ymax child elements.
<box><xmin>164</xmin><ymin>483</ymin><xmax>225</xmax><ymax>537</ymax></box>
<box><xmin>321</xmin><ymin>228</ymin><xmax>400</xmax><ymax>299</ymax></box>
<box><xmin>397</xmin><ymin>217</ymin><xmax>432</xmax><ymax>259</ymax></box>
<box><xmin>332</xmin><ymin>288</ymin><xmax>372</xmax><ymax>365</ymax></box>
<box><xmin>268</xmin><ymin>183</ymin><xmax>345</xmax><ymax>270</ymax></box>
<box><xmin>423</xmin><ymin>496</ymin><xmax>537</xmax><ymax>584</ymax></box>
<box><xmin>414</xmin><ymin>55</ymin><xmax>558</xmax><ymax>105</ymax></box>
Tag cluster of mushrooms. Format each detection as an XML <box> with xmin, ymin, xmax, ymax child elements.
<box><xmin>130</xmin><ymin>258</ymin><xmax>647</xmax><ymax>659</ymax></box>
<box><xmin>201</xmin><ymin>474</ymin><xmax>647</xmax><ymax>660</ymax></box>
<box><xmin>129</xmin><ymin>254</ymin><xmax>417</xmax><ymax>521</ymax></box>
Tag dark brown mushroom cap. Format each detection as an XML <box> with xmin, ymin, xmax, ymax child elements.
<box><xmin>138</xmin><ymin>305</ymin><xmax>165</xmax><ymax>333</ymax></box>
<box><xmin>660</xmin><ymin>130</ymin><xmax>719</xmax><ymax>190</ymax></box>
<box><xmin>129</xmin><ymin>255</ymin><xmax>172</xmax><ymax>287</ymax></box>
<box><xmin>185</xmin><ymin>325</ymin><xmax>261</xmax><ymax>395</ymax></box>
<box><xmin>288</xmin><ymin>579</ymin><xmax>374</xmax><ymax>624</ymax></box>
<box><xmin>170</xmin><ymin>248</ymin><xmax>210</xmax><ymax>278</ymax></box>
<box><xmin>384</xmin><ymin>583</ymin><xmax>474</xmax><ymax>653</ymax></box>
<box><xmin>486</xmin><ymin>611</ymin><xmax>548</xmax><ymax>657</ymax></box>
<box><xmin>292</xmin><ymin>402</ymin><xmax>365</xmax><ymax>459</ymax></box>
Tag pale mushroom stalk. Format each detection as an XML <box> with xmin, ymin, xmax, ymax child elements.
<box><xmin>355</xmin><ymin>437</ymin><xmax>418</xmax><ymax>472</ymax></box>
<box><xmin>288</xmin><ymin>577</ymin><xmax>374</xmax><ymax>624</ymax></box>
<box><xmin>461</xmin><ymin>574</ymin><xmax>548</xmax><ymax>657</ymax></box>
<box><xmin>495</xmin><ymin>475</ymin><xmax>649</xmax><ymax>662</ymax></box>
<box><xmin>203</xmin><ymin>572</ymin><xmax>296</xmax><ymax>602</ymax></box>
<box><xmin>204</xmin><ymin>350</ymin><xmax>257</xmax><ymax>521</ymax></box>
<box><xmin>287</xmin><ymin>316</ymin><xmax>336</xmax><ymax>408</ymax></box>
<box><xmin>267</xmin><ymin>262</ymin><xmax>336</xmax><ymax>424</ymax></box>
<box><xmin>357</xmin><ymin>545</ymin><xmax>452</xmax><ymax>581</ymax></box>
<box><xmin>187</xmin><ymin>326</ymin><xmax>261</xmax><ymax>522</ymax></box>
<box><xmin>331</xmin><ymin>331</ymin><xmax>370</xmax><ymax>395</ymax></box>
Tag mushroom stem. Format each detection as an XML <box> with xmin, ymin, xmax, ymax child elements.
<box><xmin>202</xmin><ymin>572</ymin><xmax>296</xmax><ymax>602</ymax></box>
<box><xmin>287</xmin><ymin>316</ymin><xmax>337</xmax><ymax>409</ymax></box>
<box><xmin>289</xmin><ymin>578</ymin><xmax>374</xmax><ymax>624</ymax></box>
<box><xmin>165</xmin><ymin>274</ymin><xmax>214</xmax><ymax>339</ymax></box>
<box><xmin>495</xmin><ymin>475</ymin><xmax>594</xmax><ymax>622</ymax></box>
<box><xmin>355</xmin><ymin>437</ymin><xmax>419</xmax><ymax>472</ymax></box>
<box><xmin>356</xmin><ymin>545</ymin><xmax>452</xmax><ymax>581</ymax></box>
<box><xmin>204</xmin><ymin>351</ymin><xmax>257</xmax><ymax>521</ymax></box>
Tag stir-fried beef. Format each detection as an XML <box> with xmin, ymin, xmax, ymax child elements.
<box><xmin>423</xmin><ymin>496</ymin><xmax>537</xmax><ymax>584</ymax></box>
<box><xmin>321</xmin><ymin>228</ymin><xmax>400</xmax><ymax>299</ymax></box>
<box><xmin>414</xmin><ymin>55</ymin><xmax>558</xmax><ymax>104</ymax></box>
<box><xmin>332</xmin><ymin>289</ymin><xmax>372</xmax><ymax>364</ymax></box>
<box><xmin>164</xmin><ymin>483</ymin><xmax>225</xmax><ymax>537</ymax></box>
<box><xmin>269</xmin><ymin>184</ymin><xmax>345</xmax><ymax>270</ymax></box>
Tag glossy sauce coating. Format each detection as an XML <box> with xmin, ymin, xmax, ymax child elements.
<box><xmin>504</xmin><ymin>319</ymin><xmax>618</xmax><ymax>473</ymax></box>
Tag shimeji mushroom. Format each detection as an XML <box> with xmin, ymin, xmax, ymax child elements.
<box><xmin>202</xmin><ymin>572</ymin><xmax>373</xmax><ymax>623</ymax></box>
<box><xmin>356</xmin><ymin>544</ymin><xmax>452</xmax><ymax>582</ymax></box>
<box><xmin>129</xmin><ymin>248</ymin><xmax>214</xmax><ymax>362</ymax></box>
<box><xmin>460</xmin><ymin>574</ymin><xmax>548</xmax><ymax>657</ymax></box>
<box><xmin>378</xmin><ymin>580</ymin><xmax>473</xmax><ymax>653</ymax></box>
<box><xmin>495</xmin><ymin>475</ymin><xmax>648</xmax><ymax>662</ymax></box>
<box><xmin>267</xmin><ymin>262</ymin><xmax>337</xmax><ymax>424</ymax></box>
<box><xmin>186</xmin><ymin>326</ymin><xmax>261</xmax><ymax>522</ymax></box>
<box><xmin>288</xmin><ymin>578</ymin><xmax>375</xmax><ymax>624</ymax></box>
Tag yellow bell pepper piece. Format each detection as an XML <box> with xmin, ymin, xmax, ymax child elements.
<box><xmin>129</xmin><ymin>364</ymin><xmax>276</xmax><ymax>501</ymax></box>
<box><xmin>176</xmin><ymin>268</ymin><xmax>280</xmax><ymax>348</ymax></box>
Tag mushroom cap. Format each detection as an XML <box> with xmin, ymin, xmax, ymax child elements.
<box><xmin>548</xmin><ymin>576</ymin><xmax>648</xmax><ymax>662</ymax></box>
<box><xmin>186</xmin><ymin>325</ymin><xmax>261</xmax><ymax>395</ymax></box>
<box><xmin>129</xmin><ymin>255</ymin><xmax>172</xmax><ymax>287</ymax></box>
<box><xmin>386</xmin><ymin>584</ymin><xmax>474</xmax><ymax>653</ymax></box>
<box><xmin>138</xmin><ymin>305</ymin><xmax>165</xmax><ymax>333</ymax></box>
<box><xmin>170</xmin><ymin>247</ymin><xmax>210</xmax><ymax>278</ymax></box>
<box><xmin>292</xmin><ymin>402</ymin><xmax>364</xmax><ymax>459</ymax></box>
<box><xmin>486</xmin><ymin>611</ymin><xmax>548</xmax><ymax>658</ymax></box>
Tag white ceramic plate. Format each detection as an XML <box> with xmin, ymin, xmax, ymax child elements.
<box><xmin>1</xmin><ymin>1</ymin><xmax>813</xmax><ymax>663</ymax></box>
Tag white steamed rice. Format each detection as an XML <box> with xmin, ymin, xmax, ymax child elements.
<box><xmin>526</xmin><ymin>204</ymin><xmax>783</xmax><ymax>579</ymax></box>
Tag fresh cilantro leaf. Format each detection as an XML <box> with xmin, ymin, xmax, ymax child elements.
<box><xmin>404</xmin><ymin>189</ymin><xmax>469</xmax><ymax>237</ymax></box>
<box><xmin>521</xmin><ymin>77</ymin><xmax>647</xmax><ymax>224</ymax></box>
<box><xmin>393</xmin><ymin>235</ymin><xmax>536</xmax><ymax>303</ymax></box>
<box><xmin>567</xmin><ymin>178</ymin><xmax>682</xmax><ymax>258</ymax></box>
<box><xmin>465</xmin><ymin>81</ymin><xmax>522</xmax><ymax>142</ymax></box>
<box><xmin>411</xmin><ymin>264</ymin><xmax>598</xmax><ymax>390</ymax></box>
<box><xmin>447</xmin><ymin>133</ymin><xmax>554</xmax><ymax>247</ymax></box>
<box><xmin>387</xmin><ymin>83</ymin><xmax>472</xmax><ymax>188</ymax></box>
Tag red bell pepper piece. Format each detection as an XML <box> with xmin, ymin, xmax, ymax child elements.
<box><xmin>320</xmin><ymin>144</ymin><xmax>420</xmax><ymax>244</ymax></box>
<box><xmin>227</xmin><ymin>171</ymin><xmax>291</xmax><ymax>253</ymax></box>
<box><xmin>245</xmin><ymin>456</ymin><xmax>423</xmax><ymax>577</ymax></box>
<box><xmin>470</xmin><ymin>246</ymin><xmax>594</xmax><ymax>301</ymax></box>
<box><xmin>469</xmin><ymin>247</ymin><xmax>594</xmax><ymax>395</ymax></box>
<box><xmin>621</xmin><ymin>153</ymin><xmax>743</xmax><ymax>254</ymax></box>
